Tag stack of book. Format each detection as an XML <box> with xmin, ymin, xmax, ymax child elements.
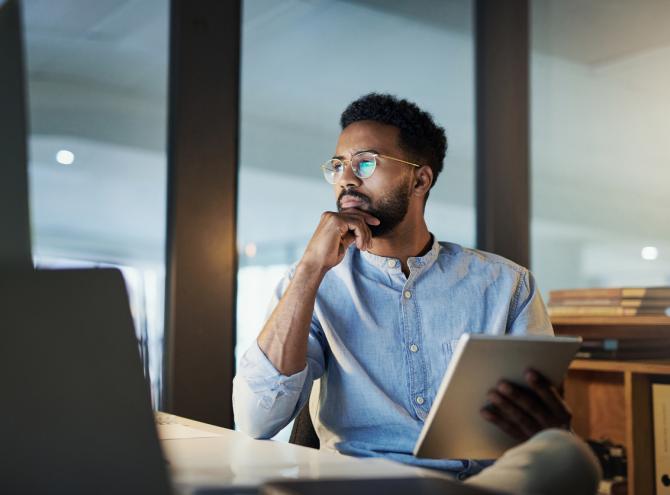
<box><xmin>548</xmin><ymin>287</ymin><xmax>670</xmax><ymax>318</ymax></box>
<box><xmin>549</xmin><ymin>287</ymin><xmax>670</xmax><ymax>360</ymax></box>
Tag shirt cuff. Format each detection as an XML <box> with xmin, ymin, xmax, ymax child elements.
<box><xmin>238</xmin><ymin>340</ymin><xmax>309</xmax><ymax>410</ymax></box>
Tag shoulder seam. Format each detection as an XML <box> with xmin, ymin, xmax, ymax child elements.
<box><xmin>510</xmin><ymin>271</ymin><xmax>527</xmax><ymax>323</ymax></box>
<box><xmin>446</xmin><ymin>245</ymin><xmax>527</xmax><ymax>275</ymax></box>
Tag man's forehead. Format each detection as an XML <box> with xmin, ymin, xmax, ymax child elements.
<box><xmin>334</xmin><ymin>120</ymin><xmax>399</xmax><ymax>156</ymax></box>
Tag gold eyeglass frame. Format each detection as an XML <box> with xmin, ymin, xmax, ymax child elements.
<box><xmin>321</xmin><ymin>151</ymin><xmax>420</xmax><ymax>184</ymax></box>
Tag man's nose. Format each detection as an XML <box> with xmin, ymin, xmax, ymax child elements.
<box><xmin>337</xmin><ymin>161</ymin><xmax>362</xmax><ymax>190</ymax></box>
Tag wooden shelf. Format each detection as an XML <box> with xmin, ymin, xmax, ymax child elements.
<box><xmin>570</xmin><ymin>359</ymin><xmax>670</xmax><ymax>374</ymax></box>
<box><xmin>553</xmin><ymin>316</ymin><xmax>670</xmax><ymax>340</ymax></box>
<box><xmin>557</xmin><ymin>317</ymin><xmax>670</xmax><ymax>495</ymax></box>
<box><xmin>565</xmin><ymin>364</ymin><xmax>662</xmax><ymax>495</ymax></box>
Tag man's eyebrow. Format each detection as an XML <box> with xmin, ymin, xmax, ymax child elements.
<box><xmin>332</xmin><ymin>149</ymin><xmax>379</xmax><ymax>160</ymax></box>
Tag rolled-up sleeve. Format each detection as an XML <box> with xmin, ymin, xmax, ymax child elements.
<box><xmin>232</xmin><ymin>269</ymin><xmax>326</xmax><ymax>439</ymax></box>
<box><xmin>508</xmin><ymin>269</ymin><xmax>554</xmax><ymax>336</ymax></box>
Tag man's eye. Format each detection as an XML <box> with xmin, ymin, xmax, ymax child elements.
<box><xmin>325</xmin><ymin>161</ymin><xmax>342</xmax><ymax>172</ymax></box>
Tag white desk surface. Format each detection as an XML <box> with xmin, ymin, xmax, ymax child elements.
<box><xmin>157</xmin><ymin>413</ymin><xmax>452</xmax><ymax>492</ymax></box>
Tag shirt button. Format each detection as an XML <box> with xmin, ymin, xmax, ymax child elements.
<box><xmin>409</xmin><ymin>344</ymin><xmax>419</xmax><ymax>353</ymax></box>
<box><xmin>404</xmin><ymin>290</ymin><xmax>412</xmax><ymax>299</ymax></box>
<box><xmin>416</xmin><ymin>396</ymin><xmax>425</xmax><ymax>405</ymax></box>
<box><xmin>387</xmin><ymin>259</ymin><xmax>396</xmax><ymax>268</ymax></box>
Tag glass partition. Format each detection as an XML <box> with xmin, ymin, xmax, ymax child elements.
<box><xmin>530</xmin><ymin>1</ymin><xmax>670</xmax><ymax>295</ymax></box>
<box><xmin>238</xmin><ymin>0</ymin><xmax>475</xmax><ymax>438</ymax></box>
<box><xmin>23</xmin><ymin>0</ymin><xmax>169</xmax><ymax>405</ymax></box>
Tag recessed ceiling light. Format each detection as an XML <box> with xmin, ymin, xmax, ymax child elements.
<box><xmin>641</xmin><ymin>246</ymin><xmax>658</xmax><ymax>261</ymax></box>
<box><xmin>244</xmin><ymin>242</ymin><xmax>257</xmax><ymax>258</ymax></box>
<box><xmin>56</xmin><ymin>149</ymin><xmax>75</xmax><ymax>165</ymax></box>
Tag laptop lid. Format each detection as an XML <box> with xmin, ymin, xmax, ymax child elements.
<box><xmin>0</xmin><ymin>269</ymin><xmax>172</xmax><ymax>494</ymax></box>
<box><xmin>0</xmin><ymin>0</ymin><xmax>32</xmax><ymax>270</ymax></box>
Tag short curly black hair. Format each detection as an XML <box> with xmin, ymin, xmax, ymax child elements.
<box><xmin>340</xmin><ymin>93</ymin><xmax>447</xmax><ymax>201</ymax></box>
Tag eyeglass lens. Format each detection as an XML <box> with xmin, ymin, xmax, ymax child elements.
<box><xmin>322</xmin><ymin>153</ymin><xmax>377</xmax><ymax>184</ymax></box>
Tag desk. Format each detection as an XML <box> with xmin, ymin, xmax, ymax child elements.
<box><xmin>157</xmin><ymin>414</ymin><xmax>453</xmax><ymax>493</ymax></box>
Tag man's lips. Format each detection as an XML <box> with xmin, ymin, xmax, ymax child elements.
<box><xmin>339</xmin><ymin>196</ymin><xmax>367</xmax><ymax>209</ymax></box>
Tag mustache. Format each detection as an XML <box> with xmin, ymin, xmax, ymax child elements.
<box><xmin>337</xmin><ymin>189</ymin><xmax>371</xmax><ymax>208</ymax></box>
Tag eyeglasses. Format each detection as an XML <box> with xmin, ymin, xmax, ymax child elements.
<box><xmin>321</xmin><ymin>151</ymin><xmax>420</xmax><ymax>184</ymax></box>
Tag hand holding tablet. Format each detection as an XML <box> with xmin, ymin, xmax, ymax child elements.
<box><xmin>481</xmin><ymin>366</ymin><xmax>573</xmax><ymax>442</ymax></box>
<box><xmin>413</xmin><ymin>334</ymin><xmax>582</xmax><ymax>460</ymax></box>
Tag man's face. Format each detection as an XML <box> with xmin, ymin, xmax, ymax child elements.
<box><xmin>333</xmin><ymin>120</ymin><xmax>414</xmax><ymax>237</ymax></box>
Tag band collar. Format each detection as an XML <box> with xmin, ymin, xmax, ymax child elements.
<box><xmin>360</xmin><ymin>234</ymin><xmax>440</xmax><ymax>273</ymax></box>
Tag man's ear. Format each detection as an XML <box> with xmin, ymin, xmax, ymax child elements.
<box><xmin>413</xmin><ymin>165</ymin><xmax>433</xmax><ymax>197</ymax></box>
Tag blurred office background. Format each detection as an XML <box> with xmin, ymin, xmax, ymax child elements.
<box><xmin>23</xmin><ymin>0</ymin><xmax>169</xmax><ymax>405</ymax></box>
<box><xmin>21</xmin><ymin>0</ymin><xmax>670</xmax><ymax>421</ymax></box>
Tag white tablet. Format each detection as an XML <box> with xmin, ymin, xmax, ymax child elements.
<box><xmin>413</xmin><ymin>334</ymin><xmax>582</xmax><ymax>460</ymax></box>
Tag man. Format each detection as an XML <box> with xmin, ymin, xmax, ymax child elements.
<box><xmin>233</xmin><ymin>94</ymin><xmax>601</xmax><ymax>494</ymax></box>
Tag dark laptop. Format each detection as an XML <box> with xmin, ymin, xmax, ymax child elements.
<box><xmin>0</xmin><ymin>269</ymin><xmax>172</xmax><ymax>494</ymax></box>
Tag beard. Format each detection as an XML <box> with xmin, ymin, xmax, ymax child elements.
<box><xmin>336</xmin><ymin>179</ymin><xmax>411</xmax><ymax>237</ymax></box>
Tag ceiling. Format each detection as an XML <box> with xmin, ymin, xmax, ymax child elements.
<box><xmin>532</xmin><ymin>0</ymin><xmax>670</xmax><ymax>66</ymax></box>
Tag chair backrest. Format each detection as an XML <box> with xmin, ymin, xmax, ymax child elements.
<box><xmin>289</xmin><ymin>391</ymin><xmax>320</xmax><ymax>449</ymax></box>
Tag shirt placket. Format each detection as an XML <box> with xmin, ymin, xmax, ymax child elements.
<box><xmin>401</xmin><ymin>264</ymin><xmax>428</xmax><ymax>420</ymax></box>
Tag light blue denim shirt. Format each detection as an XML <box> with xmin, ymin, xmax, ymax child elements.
<box><xmin>233</xmin><ymin>238</ymin><xmax>553</xmax><ymax>478</ymax></box>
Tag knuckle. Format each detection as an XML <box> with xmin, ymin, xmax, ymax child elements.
<box><xmin>490</xmin><ymin>391</ymin><xmax>505</xmax><ymax>406</ymax></box>
<box><xmin>497</xmin><ymin>381</ymin><xmax>516</xmax><ymax>398</ymax></box>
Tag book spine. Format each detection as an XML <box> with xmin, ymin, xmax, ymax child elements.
<box><xmin>653</xmin><ymin>383</ymin><xmax>670</xmax><ymax>495</ymax></box>
<box><xmin>621</xmin><ymin>299</ymin><xmax>670</xmax><ymax>308</ymax></box>
<box><xmin>550</xmin><ymin>289</ymin><xmax>621</xmax><ymax>299</ymax></box>
<box><xmin>549</xmin><ymin>298</ymin><xmax>623</xmax><ymax>307</ymax></box>
<box><xmin>623</xmin><ymin>288</ymin><xmax>670</xmax><ymax>299</ymax></box>
<box><xmin>549</xmin><ymin>306</ymin><xmax>670</xmax><ymax>317</ymax></box>
<box><xmin>548</xmin><ymin>306</ymin><xmax>627</xmax><ymax>317</ymax></box>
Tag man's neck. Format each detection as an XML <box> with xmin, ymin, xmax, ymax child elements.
<box><xmin>367</xmin><ymin>219</ymin><xmax>432</xmax><ymax>276</ymax></box>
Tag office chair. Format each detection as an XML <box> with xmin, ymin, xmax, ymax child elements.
<box><xmin>288</xmin><ymin>391</ymin><xmax>320</xmax><ymax>449</ymax></box>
